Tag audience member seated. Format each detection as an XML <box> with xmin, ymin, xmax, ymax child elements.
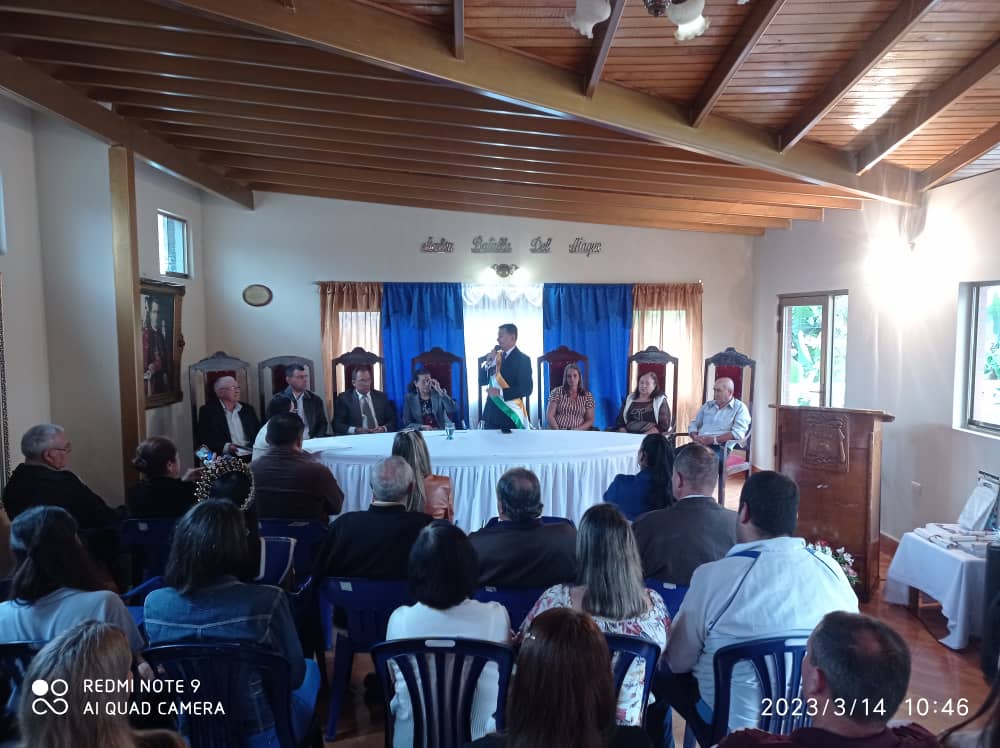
<box><xmin>144</xmin><ymin>500</ymin><xmax>320</xmax><ymax>745</ymax></box>
<box><xmin>196</xmin><ymin>376</ymin><xmax>261</xmax><ymax>457</ymax></box>
<box><xmin>688</xmin><ymin>377</ymin><xmax>751</xmax><ymax>461</ymax></box>
<box><xmin>282</xmin><ymin>362</ymin><xmax>329</xmax><ymax>439</ymax></box>
<box><xmin>402</xmin><ymin>367</ymin><xmax>457</xmax><ymax>431</ymax></box>
<box><xmin>392</xmin><ymin>430</ymin><xmax>454</xmax><ymax>520</ymax></box>
<box><xmin>127</xmin><ymin>436</ymin><xmax>199</xmax><ymax>518</ymax></box>
<box><xmin>659</xmin><ymin>471</ymin><xmax>858</xmax><ymax>745</ymax></box>
<box><xmin>313</xmin><ymin>456</ymin><xmax>432</xmax><ymax>579</ymax></box>
<box><xmin>18</xmin><ymin>621</ymin><xmax>185</xmax><ymax>748</ymax></box>
<box><xmin>0</xmin><ymin>507</ymin><xmax>143</xmax><ymax>657</ymax></box>
<box><xmin>521</xmin><ymin>504</ymin><xmax>668</xmax><ymax>726</ymax></box>
<box><xmin>719</xmin><ymin>612</ymin><xmax>942</xmax><ymax>748</ymax></box>
<box><xmin>633</xmin><ymin>444</ymin><xmax>736</xmax><ymax>586</ymax></box>
<box><xmin>195</xmin><ymin>458</ymin><xmax>262</xmax><ymax>581</ymax></box>
<box><xmin>604</xmin><ymin>433</ymin><xmax>675</xmax><ymax>521</ymax></box>
<box><xmin>545</xmin><ymin>363</ymin><xmax>596</xmax><ymax>431</ymax></box>
<box><xmin>942</xmin><ymin>661</ymin><xmax>999</xmax><ymax>748</ymax></box>
<box><xmin>615</xmin><ymin>372</ymin><xmax>671</xmax><ymax>435</ymax></box>
<box><xmin>468</xmin><ymin>468</ymin><xmax>576</xmax><ymax>589</ymax></box>
<box><xmin>253</xmin><ymin>393</ymin><xmax>294</xmax><ymax>463</ymax></box>
<box><xmin>386</xmin><ymin>521</ymin><xmax>511</xmax><ymax>747</ymax></box>
<box><xmin>333</xmin><ymin>365</ymin><xmax>397</xmax><ymax>434</ymax></box>
<box><xmin>471</xmin><ymin>608</ymin><xmax>652</xmax><ymax>748</ymax></box>
<box><xmin>251</xmin><ymin>413</ymin><xmax>344</xmax><ymax>521</ymax></box>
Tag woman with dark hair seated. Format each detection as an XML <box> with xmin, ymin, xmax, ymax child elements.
<box><xmin>144</xmin><ymin>499</ymin><xmax>320</xmax><ymax>745</ymax></box>
<box><xmin>0</xmin><ymin>506</ymin><xmax>144</xmax><ymax>656</ymax></box>
<box><xmin>546</xmin><ymin>363</ymin><xmax>596</xmax><ymax>431</ymax></box>
<box><xmin>472</xmin><ymin>608</ymin><xmax>651</xmax><ymax>748</ymax></box>
<box><xmin>126</xmin><ymin>436</ymin><xmax>200</xmax><ymax>519</ymax></box>
<box><xmin>615</xmin><ymin>372</ymin><xmax>671</xmax><ymax>435</ymax></box>
<box><xmin>195</xmin><ymin>458</ymin><xmax>262</xmax><ymax>580</ymax></box>
<box><xmin>386</xmin><ymin>521</ymin><xmax>511</xmax><ymax>747</ymax></box>
<box><xmin>392</xmin><ymin>430</ymin><xmax>454</xmax><ymax>521</ymax></box>
<box><xmin>520</xmin><ymin>504</ymin><xmax>668</xmax><ymax>726</ymax></box>
<box><xmin>603</xmin><ymin>433</ymin><xmax>675</xmax><ymax>521</ymax></box>
<box><xmin>252</xmin><ymin>393</ymin><xmax>295</xmax><ymax>463</ymax></box>
<box><xmin>402</xmin><ymin>368</ymin><xmax>457</xmax><ymax>431</ymax></box>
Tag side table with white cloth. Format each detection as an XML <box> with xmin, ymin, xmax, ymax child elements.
<box><xmin>884</xmin><ymin>531</ymin><xmax>986</xmax><ymax>649</ymax></box>
<box><xmin>304</xmin><ymin>430</ymin><xmax>646</xmax><ymax>531</ymax></box>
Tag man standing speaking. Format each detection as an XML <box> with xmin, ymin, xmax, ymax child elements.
<box><xmin>479</xmin><ymin>324</ymin><xmax>533</xmax><ymax>429</ymax></box>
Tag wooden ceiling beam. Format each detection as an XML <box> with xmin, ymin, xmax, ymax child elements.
<box><xmin>453</xmin><ymin>0</ymin><xmax>464</xmax><ymax>60</ymax></box>
<box><xmin>919</xmin><ymin>123</ymin><xmax>1000</xmax><ymax>190</ymax></box>
<box><xmin>150</xmin><ymin>0</ymin><xmax>915</xmax><ymax>204</ymax></box>
<box><xmin>778</xmin><ymin>0</ymin><xmax>941</xmax><ymax>153</ymax></box>
<box><xmin>248</xmin><ymin>183</ymin><xmax>767</xmax><ymax>235</ymax></box>
<box><xmin>856</xmin><ymin>38</ymin><xmax>1000</xmax><ymax>174</ymax></box>
<box><xmin>690</xmin><ymin>0</ymin><xmax>788</xmax><ymax>128</ymax></box>
<box><xmin>0</xmin><ymin>0</ymin><xmax>252</xmax><ymax>35</ymax></box>
<box><xmin>0</xmin><ymin>49</ymin><xmax>252</xmax><ymax>207</ymax></box>
<box><xmin>584</xmin><ymin>0</ymin><xmax>627</xmax><ymax>98</ymax></box>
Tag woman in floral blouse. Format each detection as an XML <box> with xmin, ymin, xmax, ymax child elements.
<box><xmin>519</xmin><ymin>503</ymin><xmax>669</xmax><ymax>726</ymax></box>
<box><xmin>546</xmin><ymin>363</ymin><xmax>596</xmax><ymax>430</ymax></box>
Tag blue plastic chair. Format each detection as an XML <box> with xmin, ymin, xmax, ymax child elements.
<box><xmin>142</xmin><ymin>642</ymin><xmax>309</xmax><ymax>748</ymax></box>
<box><xmin>121</xmin><ymin>575</ymin><xmax>165</xmax><ymax>634</ymax></box>
<box><xmin>371</xmin><ymin>637</ymin><xmax>515</xmax><ymax>748</ymax></box>
<box><xmin>605</xmin><ymin>633</ymin><xmax>661</xmax><ymax>726</ymax></box>
<box><xmin>122</xmin><ymin>518</ymin><xmax>178</xmax><ymax>581</ymax></box>
<box><xmin>682</xmin><ymin>636</ymin><xmax>811</xmax><ymax>748</ymax></box>
<box><xmin>482</xmin><ymin>515</ymin><xmax>575</xmax><ymax>529</ymax></box>
<box><xmin>472</xmin><ymin>586</ymin><xmax>544</xmax><ymax>631</ymax></box>
<box><xmin>257</xmin><ymin>536</ymin><xmax>297</xmax><ymax>587</ymax></box>
<box><xmin>645</xmin><ymin>579</ymin><xmax>690</xmax><ymax>620</ymax></box>
<box><xmin>260</xmin><ymin>519</ymin><xmax>329</xmax><ymax>579</ymax></box>
<box><xmin>319</xmin><ymin>577</ymin><xmax>415</xmax><ymax>740</ymax></box>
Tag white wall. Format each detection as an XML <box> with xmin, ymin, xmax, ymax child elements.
<box><xmin>0</xmin><ymin>97</ymin><xmax>50</xmax><ymax>473</ymax></box>
<box><xmin>752</xmin><ymin>171</ymin><xmax>1000</xmax><ymax>538</ymax></box>
<box><xmin>203</xmin><ymin>191</ymin><xmax>755</xmax><ymax>409</ymax></box>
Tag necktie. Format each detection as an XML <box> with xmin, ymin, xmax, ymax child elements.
<box><xmin>361</xmin><ymin>395</ymin><xmax>377</xmax><ymax>429</ymax></box>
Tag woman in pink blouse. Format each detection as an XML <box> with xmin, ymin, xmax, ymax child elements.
<box><xmin>545</xmin><ymin>363</ymin><xmax>596</xmax><ymax>430</ymax></box>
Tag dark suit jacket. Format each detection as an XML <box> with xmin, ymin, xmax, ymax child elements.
<box><xmin>332</xmin><ymin>389</ymin><xmax>397</xmax><ymax>434</ymax></box>
<box><xmin>3</xmin><ymin>463</ymin><xmax>119</xmax><ymax>530</ymax></box>
<box><xmin>313</xmin><ymin>504</ymin><xmax>432</xmax><ymax>579</ymax></box>
<box><xmin>281</xmin><ymin>386</ymin><xmax>329</xmax><ymax>438</ymax></box>
<box><xmin>126</xmin><ymin>477</ymin><xmax>196</xmax><ymax>519</ymax></box>
<box><xmin>478</xmin><ymin>346</ymin><xmax>533</xmax><ymax>429</ymax></box>
<box><xmin>468</xmin><ymin>518</ymin><xmax>577</xmax><ymax>589</ymax></box>
<box><xmin>402</xmin><ymin>391</ymin><xmax>457</xmax><ymax>430</ymax></box>
<box><xmin>196</xmin><ymin>400</ymin><xmax>261</xmax><ymax>456</ymax></box>
<box><xmin>632</xmin><ymin>496</ymin><xmax>738</xmax><ymax>586</ymax></box>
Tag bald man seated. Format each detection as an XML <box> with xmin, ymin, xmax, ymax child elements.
<box><xmin>688</xmin><ymin>377</ymin><xmax>751</xmax><ymax>458</ymax></box>
<box><xmin>196</xmin><ymin>376</ymin><xmax>261</xmax><ymax>457</ymax></box>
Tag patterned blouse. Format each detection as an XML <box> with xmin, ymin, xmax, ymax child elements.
<box><xmin>519</xmin><ymin>584</ymin><xmax>669</xmax><ymax>726</ymax></box>
<box><xmin>548</xmin><ymin>387</ymin><xmax>596</xmax><ymax>429</ymax></box>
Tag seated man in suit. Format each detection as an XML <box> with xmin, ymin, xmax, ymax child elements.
<box><xmin>333</xmin><ymin>365</ymin><xmax>397</xmax><ymax>435</ymax></box>
<box><xmin>282</xmin><ymin>363</ymin><xmax>328</xmax><ymax>439</ymax></box>
<box><xmin>468</xmin><ymin>468</ymin><xmax>576</xmax><ymax>589</ymax></box>
<box><xmin>478</xmin><ymin>323</ymin><xmax>532</xmax><ymax>430</ymax></box>
<box><xmin>632</xmin><ymin>443</ymin><xmax>737</xmax><ymax>586</ymax></box>
<box><xmin>251</xmin><ymin>413</ymin><xmax>344</xmax><ymax>521</ymax></box>
<box><xmin>313</xmin><ymin>456</ymin><xmax>431</xmax><ymax>579</ymax></box>
<box><xmin>196</xmin><ymin>376</ymin><xmax>261</xmax><ymax>457</ymax></box>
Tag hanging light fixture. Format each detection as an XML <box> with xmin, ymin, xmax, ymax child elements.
<box><xmin>567</xmin><ymin>0</ymin><xmax>612</xmax><ymax>38</ymax></box>
<box><xmin>642</xmin><ymin>0</ymin><xmax>668</xmax><ymax>16</ymax></box>
<box><xmin>642</xmin><ymin>0</ymin><xmax>711</xmax><ymax>41</ymax></box>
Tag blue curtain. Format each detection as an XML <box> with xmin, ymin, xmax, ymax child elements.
<box><xmin>542</xmin><ymin>284</ymin><xmax>633</xmax><ymax>429</ymax></box>
<box><xmin>381</xmin><ymin>284</ymin><xmax>469</xmax><ymax>426</ymax></box>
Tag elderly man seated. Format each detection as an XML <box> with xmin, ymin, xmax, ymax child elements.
<box><xmin>688</xmin><ymin>377</ymin><xmax>751</xmax><ymax>459</ymax></box>
<box><xmin>196</xmin><ymin>375</ymin><xmax>261</xmax><ymax>457</ymax></box>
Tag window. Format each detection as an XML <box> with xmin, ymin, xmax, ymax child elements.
<box><xmin>968</xmin><ymin>282</ymin><xmax>1000</xmax><ymax>432</ymax></box>
<box><xmin>156</xmin><ymin>211</ymin><xmax>190</xmax><ymax>278</ymax></box>
<box><xmin>777</xmin><ymin>292</ymin><xmax>848</xmax><ymax>408</ymax></box>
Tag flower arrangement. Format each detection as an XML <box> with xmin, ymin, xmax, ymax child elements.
<box><xmin>807</xmin><ymin>539</ymin><xmax>859</xmax><ymax>588</ymax></box>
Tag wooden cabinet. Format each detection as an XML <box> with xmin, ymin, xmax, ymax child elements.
<box><xmin>772</xmin><ymin>405</ymin><xmax>894</xmax><ymax>602</ymax></box>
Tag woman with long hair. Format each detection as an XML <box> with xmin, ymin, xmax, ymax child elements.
<box><xmin>144</xmin><ymin>499</ymin><xmax>320</xmax><ymax>744</ymax></box>
<box><xmin>126</xmin><ymin>436</ymin><xmax>199</xmax><ymax>518</ymax></box>
<box><xmin>603</xmin><ymin>433</ymin><xmax>675</xmax><ymax>520</ymax></box>
<box><xmin>520</xmin><ymin>504</ymin><xmax>668</xmax><ymax>726</ymax></box>
<box><xmin>545</xmin><ymin>363</ymin><xmax>596</xmax><ymax>431</ymax></box>
<box><xmin>17</xmin><ymin>621</ymin><xmax>184</xmax><ymax>748</ymax></box>
<box><xmin>941</xmin><ymin>667</ymin><xmax>1000</xmax><ymax>748</ymax></box>
<box><xmin>0</xmin><ymin>506</ymin><xmax>144</xmax><ymax>656</ymax></box>
<box><xmin>391</xmin><ymin>430</ymin><xmax>454</xmax><ymax>520</ymax></box>
<box><xmin>615</xmin><ymin>372</ymin><xmax>671</xmax><ymax>435</ymax></box>
<box><xmin>472</xmin><ymin>608</ymin><xmax>650</xmax><ymax>748</ymax></box>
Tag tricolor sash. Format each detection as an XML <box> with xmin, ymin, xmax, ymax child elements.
<box><xmin>490</xmin><ymin>351</ymin><xmax>530</xmax><ymax>429</ymax></box>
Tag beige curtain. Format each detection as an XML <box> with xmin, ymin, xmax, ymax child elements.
<box><xmin>319</xmin><ymin>282</ymin><xmax>382</xmax><ymax>409</ymax></box>
<box><xmin>632</xmin><ymin>283</ymin><xmax>703</xmax><ymax>433</ymax></box>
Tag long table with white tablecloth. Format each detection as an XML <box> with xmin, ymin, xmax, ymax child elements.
<box><xmin>304</xmin><ymin>430</ymin><xmax>646</xmax><ymax>531</ymax></box>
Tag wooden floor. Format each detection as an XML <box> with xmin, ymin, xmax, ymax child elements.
<box><xmin>320</xmin><ymin>475</ymin><xmax>993</xmax><ymax>745</ymax></box>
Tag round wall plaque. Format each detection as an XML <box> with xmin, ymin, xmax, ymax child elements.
<box><xmin>242</xmin><ymin>284</ymin><xmax>273</xmax><ymax>307</ymax></box>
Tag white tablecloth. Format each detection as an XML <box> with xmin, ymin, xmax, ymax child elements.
<box><xmin>304</xmin><ymin>430</ymin><xmax>646</xmax><ymax>531</ymax></box>
<box><xmin>884</xmin><ymin>532</ymin><xmax>986</xmax><ymax>649</ymax></box>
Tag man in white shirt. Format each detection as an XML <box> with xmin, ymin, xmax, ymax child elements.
<box><xmin>332</xmin><ymin>366</ymin><xmax>398</xmax><ymax>435</ymax></box>
<box><xmin>656</xmin><ymin>470</ymin><xmax>858</xmax><ymax>746</ymax></box>
<box><xmin>689</xmin><ymin>377</ymin><xmax>751</xmax><ymax>455</ymax></box>
<box><xmin>281</xmin><ymin>363</ymin><xmax>328</xmax><ymax>438</ymax></box>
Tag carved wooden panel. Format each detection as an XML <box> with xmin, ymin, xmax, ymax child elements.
<box><xmin>801</xmin><ymin>412</ymin><xmax>850</xmax><ymax>474</ymax></box>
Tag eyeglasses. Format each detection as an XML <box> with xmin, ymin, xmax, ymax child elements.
<box><xmin>50</xmin><ymin>443</ymin><xmax>72</xmax><ymax>454</ymax></box>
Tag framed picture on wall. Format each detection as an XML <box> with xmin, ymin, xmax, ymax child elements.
<box><xmin>140</xmin><ymin>279</ymin><xmax>186</xmax><ymax>409</ymax></box>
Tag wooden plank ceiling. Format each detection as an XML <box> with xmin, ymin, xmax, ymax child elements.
<box><xmin>0</xmin><ymin>0</ymin><xmax>996</xmax><ymax>235</ymax></box>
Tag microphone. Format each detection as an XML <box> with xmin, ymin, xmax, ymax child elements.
<box><xmin>481</xmin><ymin>345</ymin><xmax>501</xmax><ymax>369</ymax></box>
